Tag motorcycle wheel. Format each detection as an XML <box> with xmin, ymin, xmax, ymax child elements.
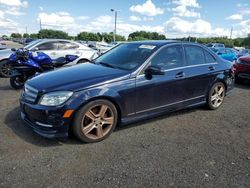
<box><xmin>10</xmin><ymin>76</ymin><xmax>26</xmax><ymax>89</ymax></box>
<box><xmin>0</xmin><ymin>59</ymin><xmax>12</xmax><ymax>78</ymax></box>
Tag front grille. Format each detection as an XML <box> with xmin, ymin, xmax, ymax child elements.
<box><xmin>23</xmin><ymin>84</ymin><xmax>38</xmax><ymax>103</ymax></box>
<box><xmin>241</xmin><ymin>60</ymin><xmax>250</xmax><ymax>65</ymax></box>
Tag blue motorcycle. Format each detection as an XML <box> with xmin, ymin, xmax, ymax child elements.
<box><xmin>9</xmin><ymin>48</ymin><xmax>78</xmax><ymax>89</ymax></box>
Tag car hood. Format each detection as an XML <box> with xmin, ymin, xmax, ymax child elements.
<box><xmin>0</xmin><ymin>49</ymin><xmax>12</xmax><ymax>60</ymax></box>
<box><xmin>27</xmin><ymin>63</ymin><xmax>130</xmax><ymax>92</ymax></box>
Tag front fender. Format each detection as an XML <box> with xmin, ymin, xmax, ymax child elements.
<box><xmin>68</xmin><ymin>87</ymin><xmax>124</xmax><ymax>116</ymax></box>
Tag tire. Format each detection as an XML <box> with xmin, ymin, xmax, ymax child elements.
<box><xmin>10</xmin><ymin>76</ymin><xmax>25</xmax><ymax>89</ymax></box>
<box><xmin>73</xmin><ymin>99</ymin><xmax>118</xmax><ymax>143</ymax></box>
<box><xmin>0</xmin><ymin>59</ymin><xmax>12</xmax><ymax>78</ymax></box>
<box><xmin>77</xmin><ymin>59</ymin><xmax>89</xmax><ymax>64</ymax></box>
<box><xmin>206</xmin><ymin>82</ymin><xmax>226</xmax><ymax>110</ymax></box>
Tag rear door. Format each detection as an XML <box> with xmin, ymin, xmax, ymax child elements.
<box><xmin>182</xmin><ymin>44</ymin><xmax>218</xmax><ymax>99</ymax></box>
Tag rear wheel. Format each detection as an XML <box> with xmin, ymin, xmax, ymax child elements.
<box><xmin>73</xmin><ymin>99</ymin><xmax>118</xmax><ymax>143</ymax></box>
<box><xmin>10</xmin><ymin>76</ymin><xmax>25</xmax><ymax>89</ymax></box>
<box><xmin>207</xmin><ymin>82</ymin><xmax>225</xmax><ymax>110</ymax></box>
<box><xmin>0</xmin><ymin>60</ymin><xmax>12</xmax><ymax>78</ymax></box>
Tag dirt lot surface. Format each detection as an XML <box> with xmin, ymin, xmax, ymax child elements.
<box><xmin>0</xmin><ymin>78</ymin><xmax>249</xmax><ymax>188</ymax></box>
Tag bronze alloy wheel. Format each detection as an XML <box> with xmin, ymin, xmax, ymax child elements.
<box><xmin>73</xmin><ymin>99</ymin><xmax>118</xmax><ymax>143</ymax></box>
<box><xmin>207</xmin><ymin>82</ymin><xmax>225</xmax><ymax>110</ymax></box>
<box><xmin>81</xmin><ymin>104</ymin><xmax>114</xmax><ymax>140</ymax></box>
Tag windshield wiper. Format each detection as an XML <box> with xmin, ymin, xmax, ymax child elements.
<box><xmin>98</xmin><ymin>62</ymin><xmax>115</xmax><ymax>68</ymax></box>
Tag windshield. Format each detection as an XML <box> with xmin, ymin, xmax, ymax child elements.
<box><xmin>24</xmin><ymin>39</ymin><xmax>41</xmax><ymax>50</ymax></box>
<box><xmin>95</xmin><ymin>43</ymin><xmax>158</xmax><ymax>71</ymax></box>
<box><xmin>206</xmin><ymin>44</ymin><xmax>213</xmax><ymax>47</ymax></box>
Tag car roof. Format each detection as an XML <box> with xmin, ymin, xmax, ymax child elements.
<box><xmin>126</xmin><ymin>40</ymin><xmax>198</xmax><ymax>47</ymax></box>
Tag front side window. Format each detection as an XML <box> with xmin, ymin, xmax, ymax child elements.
<box><xmin>37</xmin><ymin>42</ymin><xmax>58</xmax><ymax>50</ymax></box>
<box><xmin>95</xmin><ymin>43</ymin><xmax>158</xmax><ymax>71</ymax></box>
<box><xmin>185</xmin><ymin>45</ymin><xmax>206</xmax><ymax>65</ymax></box>
<box><xmin>150</xmin><ymin>45</ymin><xmax>185</xmax><ymax>70</ymax></box>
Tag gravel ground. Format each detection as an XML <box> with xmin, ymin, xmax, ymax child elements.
<box><xmin>0</xmin><ymin>78</ymin><xmax>249</xmax><ymax>188</ymax></box>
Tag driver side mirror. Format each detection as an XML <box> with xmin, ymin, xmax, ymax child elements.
<box><xmin>145</xmin><ymin>65</ymin><xmax>165</xmax><ymax>77</ymax></box>
<box><xmin>217</xmin><ymin>52</ymin><xmax>222</xmax><ymax>55</ymax></box>
<box><xmin>11</xmin><ymin>48</ymin><xmax>16</xmax><ymax>52</ymax></box>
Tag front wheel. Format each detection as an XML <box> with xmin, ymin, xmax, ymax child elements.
<box><xmin>10</xmin><ymin>76</ymin><xmax>26</xmax><ymax>89</ymax></box>
<box><xmin>207</xmin><ymin>82</ymin><xmax>226</xmax><ymax>110</ymax></box>
<box><xmin>73</xmin><ymin>99</ymin><xmax>118</xmax><ymax>143</ymax></box>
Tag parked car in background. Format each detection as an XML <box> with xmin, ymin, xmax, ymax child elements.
<box><xmin>0</xmin><ymin>42</ymin><xmax>7</xmax><ymax>50</ymax></box>
<box><xmin>237</xmin><ymin>49</ymin><xmax>250</xmax><ymax>58</ymax></box>
<box><xmin>234</xmin><ymin>55</ymin><xmax>250</xmax><ymax>82</ymax></box>
<box><xmin>211</xmin><ymin>48</ymin><xmax>237</xmax><ymax>62</ymax></box>
<box><xmin>87</xmin><ymin>41</ymin><xmax>113</xmax><ymax>54</ymax></box>
<box><xmin>206</xmin><ymin>43</ymin><xmax>225</xmax><ymax>49</ymax></box>
<box><xmin>0</xmin><ymin>39</ymin><xmax>98</xmax><ymax>77</ymax></box>
<box><xmin>20</xmin><ymin>41</ymin><xmax>234</xmax><ymax>143</ymax></box>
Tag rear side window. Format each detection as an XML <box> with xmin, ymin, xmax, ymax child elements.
<box><xmin>204</xmin><ymin>50</ymin><xmax>216</xmax><ymax>64</ymax></box>
<box><xmin>150</xmin><ymin>45</ymin><xmax>185</xmax><ymax>70</ymax></box>
<box><xmin>184</xmin><ymin>45</ymin><xmax>206</xmax><ymax>65</ymax></box>
<box><xmin>58</xmin><ymin>41</ymin><xmax>79</xmax><ymax>50</ymax></box>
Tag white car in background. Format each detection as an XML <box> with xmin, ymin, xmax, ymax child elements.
<box><xmin>0</xmin><ymin>39</ymin><xmax>99</xmax><ymax>77</ymax></box>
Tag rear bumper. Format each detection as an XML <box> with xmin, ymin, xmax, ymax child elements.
<box><xmin>20</xmin><ymin>101</ymin><xmax>70</xmax><ymax>138</ymax></box>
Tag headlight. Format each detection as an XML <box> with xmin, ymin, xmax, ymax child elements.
<box><xmin>39</xmin><ymin>91</ymin><xmax>73</xmax><ymax>106</ymax></box>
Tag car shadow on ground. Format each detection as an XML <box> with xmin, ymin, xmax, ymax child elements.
<box><xmin>235</xmin><ymin>81</ymin><xmax>250</xmax><ymax>90</ymax></box>
<box><xmin>4</xmin><ymin>107</ymin><xmax>83</xmax><ymax>147</ymax></box>
<box><xmin>5</xmin><ymin>105</ymin><xmax>208</xmax><ymax>147</ymax></box>
<box><xmin>0</xmin><ymin>82</ymin><xmax>13</xmax><ymax>91</ymax></box>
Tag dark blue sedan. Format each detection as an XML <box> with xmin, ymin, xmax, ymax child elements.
<box><xmin>20</xmin><ymin>41</ymin><xmax>234</xmax><ymax>142</ymax></box>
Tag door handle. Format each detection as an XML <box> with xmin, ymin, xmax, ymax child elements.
<box><xmin>175</xmin><ymin>71</ymin><xmax>185</xmax><ymax>78</ymax></box>
<box><xmin>51</xmin><ymin>52</ymin><xmax>56</xmax><ymax>55</ymax></box>
<box><xmin>208</xmin><ymin>66</ymin><xmax>215</xmax><ymax>71</ymax></box>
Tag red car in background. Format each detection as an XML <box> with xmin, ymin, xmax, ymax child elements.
<box><xmin>234</xmin><ymin>55</ymin><xmax>250</xmax><ymax>82</ymax></box>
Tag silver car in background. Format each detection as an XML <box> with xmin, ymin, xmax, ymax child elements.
<box><xmin>0</xmin><ymin>39</ymin><xmax>98</xmax><ymax>77</ymax></box>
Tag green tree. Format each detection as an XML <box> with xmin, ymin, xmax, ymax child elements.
<box><xmin>76</xmin><ymin>32</ymin><xmax>100</xmax><ymax>41</ymax></box>
<box><xmin>128</xmin><ymin>31</ymin><xmax>166</xmax><ymax>41</ymax></box>
<box><xmin>11</xmin><ymin>33</ymin><xmax>22</xmax><ymax>38</ymax></box>
<box><xmin>29</xmin><ymin>33</ymin><xmax>38</xmax><ymax>39</ymax></box>
<box><xmin>242</xmin><ymin>34</ymin><xmax>250</xmax><ymax>48</ymax></box>
<box><xmin>38</xmin><ymin>29</ymin><xmax>69</xmax><ymax>39</ymax></box>
<box><xmin>23</xmin><ymin>33</ymin><xmax>29</xmax><ymax>38</ymax></box>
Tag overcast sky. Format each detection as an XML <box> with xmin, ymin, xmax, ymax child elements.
<box><xmin>0</xmin><ymin>0</ymin><xmax>249</xmax><ymax>38</ymax></box>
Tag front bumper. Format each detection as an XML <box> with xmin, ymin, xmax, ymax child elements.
<box><xmin>237</xmin><ymin>73</ymin><xmax>250</xmax><ymax>80</ymax></box>
<box><xmin>20</xmin><ymin>101</ymin><xmax>70</xmax><ymax>138</ymax></box>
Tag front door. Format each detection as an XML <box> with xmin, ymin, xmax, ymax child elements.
<box><xmin>135</xmin><ymin>44</ymin><xmax>188</xmax><ymax>113</ymax></box>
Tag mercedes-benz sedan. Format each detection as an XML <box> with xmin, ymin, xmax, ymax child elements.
<box><xmin>20</xmin><ymin>41</ymin><xmax>234</xmax><ymax>143</ymax></box>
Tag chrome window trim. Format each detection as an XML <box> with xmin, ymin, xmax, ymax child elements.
<box><xmin>128</xmin><ymin>95</ymin><xmax>205</xmax><ymax>116</ymax></box>
<box><xmin>132</xmin><ymin>42</ymin><xmax>219</xmax><ymax>78</ymax></box>
<box><xmin>135</xmin><ymin>62</ymin><xmax>218</xmax><ymax>78</ymax></box>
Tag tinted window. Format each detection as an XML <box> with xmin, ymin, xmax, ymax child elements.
<box><xmin>151</xmin><ymin>45</ymin><xmax>184</xmax><ymax>70</ymax></box>
<box><xmin>58</xmin><ymin>41</ymin><xmax>79</xmax><ymax>50</ymax></box>
<box><xmin>204</xmin><ymin>50</ymin><xmax>216</xmax><ymax>63</ymax></box>
<box><xmin>37</xmin><ymin>42</ymin><xmax>58</xmax><ymax>50</ymax></box>
<box><xmin>185</xmin><ymin>45</ymin><xmax>206</xmax><ymax>65</ymax></box>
